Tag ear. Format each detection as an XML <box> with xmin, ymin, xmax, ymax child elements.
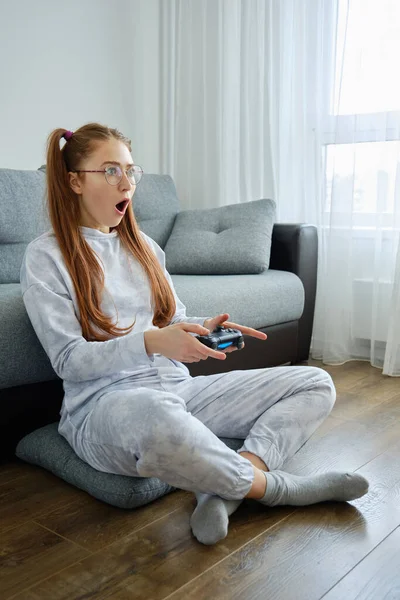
<box><xmin>68</xmin><ymin>171</ymin><xmax>83</xmax><ymax>195</ymax></box>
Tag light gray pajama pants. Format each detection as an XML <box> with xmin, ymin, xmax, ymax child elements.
<box><xmin>59</xmin><ymin>364</ymin><xmax>336</xmax><ymax>501</ymax></box>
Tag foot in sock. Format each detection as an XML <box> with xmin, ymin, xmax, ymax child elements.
<box><xmin>190</xmin><ymin>493</ymin><xmax>242</xmax><ymax>545</ymax></box>
<box><xmin>257</xmin><ymin>470</ymin><xmax>369</xmax><ymax>507</ymax></box>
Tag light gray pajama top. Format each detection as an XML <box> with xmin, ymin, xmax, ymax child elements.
<box><xmin>19</xmin><ymin>226</ymin><xmax>211</xmax><ymax>427</ymax></box>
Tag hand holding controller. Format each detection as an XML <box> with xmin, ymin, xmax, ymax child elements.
<box><xmin>196</xmin><ymin>324</ymin><xmax>245</xmax><ymax>351</ymax></box>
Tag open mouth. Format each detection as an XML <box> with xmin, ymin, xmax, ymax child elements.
<box><xmin>115</xmin><ymin>199</ymin><xmax>130</xmax><ymax>215</ymax></box>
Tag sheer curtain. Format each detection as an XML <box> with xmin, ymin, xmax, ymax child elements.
<box><xmin>160</xmin><ymin>0</ymin><xmax>275</xmax><ymax>209</ymax></box>
<box><xmin>311</xmin><ymin>0</ymin><xmax>400</xmax><ymax>376</ymax></box>
<box><xmin>159</xmin><ymin>0</ymin><xmax>400</xmax><ymax>376</ymax></box>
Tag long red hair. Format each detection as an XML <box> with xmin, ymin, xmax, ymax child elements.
<box><xmin>45</xmin><ymin>122</ymin><xmax>176</xmax><ymax>342</ymax></box>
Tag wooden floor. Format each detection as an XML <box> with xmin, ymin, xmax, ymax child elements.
<box><xmin>1</xmin><ymin>359</ymin><xmax>400</xmax><ymax>600</ymax></box>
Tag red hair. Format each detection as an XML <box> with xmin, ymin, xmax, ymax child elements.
<box><xmin>45</xmin><ymin>122</ymin><xmax>176</xmax><ymax>342</ymax></box>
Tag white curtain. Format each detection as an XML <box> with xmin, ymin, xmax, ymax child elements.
<box><xmin>159</xmin><ymin>0</ymin><xmax>400</xmax><ymax>376</ymax></box>
<box><xmin>160</xmin><ymin>0</ymin><xmax>275</xmax><ymax>208</ymax></box>
<box><xmin>311</xmin><ymin>0</ymin><xmax>400</xmax><ymax>376</ymax></box>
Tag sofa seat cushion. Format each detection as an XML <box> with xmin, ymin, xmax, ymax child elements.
<box><xmin>0</xmin><ymin>283</ymin><xmax>58</xmax><ymax>390</ymax></box>
<box><xmin>0</xmin><ymin>269</ymin><xmax>304</xmax><ymax>390</ymax></box>
<box><xmin>171</xmin><ymin>269</ymin><xmax>305</xmax><ymax>331</ymax></box>
<box><xmin>164</xmin><ymin>199</ymin><xmax>276</xmax><ymax>274</ymax></box>
<box><xmin>15</xmin><ymin>423</ymin><xmax>244</xmax><ymax>509</ymax></box>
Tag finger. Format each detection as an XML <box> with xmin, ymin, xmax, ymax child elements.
<box><xmin>212</xmin><ymin>313</ymin><xmax>230</xmax><ymax>326</ymax></box>
<box><xmin>186</xmin><ymin>353</ymin><xmax>206</xmax><ymax>362</ymax></box>
<box><xmin>209</xmin><ymin>349</ymin><xmax>227</xmax><ymax>360</ymax></box>
<box><xmin>194</xmin><ymin>338</ymin><xmax>216</xmax><ymax>358</ymax></box>
<box><xmin>195</xmin><ymin>345</ymin><xmax>226</xmax><ymax>360</ymax></box>
<box><xmin>181</xmin><ymin>323</ymin><xmax>211</xmax><ymax>336</ymax></box>
<box><xmin>222</xmin><ymin>321</ymin><xmax>267</xmax><ymax>339</ymax></box>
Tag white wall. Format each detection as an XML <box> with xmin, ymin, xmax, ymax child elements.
<box><xmin>126</xmin><ymin>0</ymin><xmax>162</xmax><ymax>174</ymax></box>
<box><xmin>0</xmin><ymin>0</ymin><xmax>162</xmax><ymax>172</ymax></box>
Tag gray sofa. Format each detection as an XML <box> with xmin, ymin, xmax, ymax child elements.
<box><xmin>0</xmin><ymin>167</ymin><xmax>317</xmax><ymax>461</ymax></box>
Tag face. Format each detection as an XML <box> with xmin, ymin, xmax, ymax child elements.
<box><xmin>68</xmin><ymin>138</ymin><xmax>136</xmax><ymax>234</ymax></box>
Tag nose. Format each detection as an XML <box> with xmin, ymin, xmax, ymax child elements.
<box><xmin>119</xmin><ymin>170</ymin><xmax>135</xmax><ymax>191</ymax></box>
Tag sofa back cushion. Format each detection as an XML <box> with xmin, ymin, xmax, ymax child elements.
<box><xmin>0</xmin><ymin>168</ymin><xmax>49</xmax><ymax>284</ymax></box>
<box><xmin>0</xmin><ymin>168</ymin><xmax>180</xmax><ymax>283</ymax></box>
<box><xmin>164</xmin><ymin>198</ymin><xmax>276</xmax><ymax>274</ymax></box>
<box><xmin>131</xmin><ymin>173</ymin><xmax>180</xmax><ymax>248</ymax></box>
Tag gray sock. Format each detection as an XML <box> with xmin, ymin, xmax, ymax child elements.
<box><xmin>190</xmin><ymin>493</ymin><xmax>243</xmax><ymax>545</ymax></box>
<box><xmin>258</xmin><ymin>470</ymin><xmax>369</xmax><ymax>507</ymax></box>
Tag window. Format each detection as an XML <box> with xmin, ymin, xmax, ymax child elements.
<box><xmin>323</xmin><ymin>0</ymin><xmax>400</xmax><ymax>225</ymax></box>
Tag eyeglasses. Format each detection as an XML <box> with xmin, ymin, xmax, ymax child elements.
<box><xmin>71</xmin><ymin>164</ymin><xmax>143</xmax><ymax>186</ymax></box>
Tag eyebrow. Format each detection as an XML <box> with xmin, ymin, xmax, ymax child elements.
<box><xmin>100</xmin><ymin>161</ymin><xmax>135</xmax><ymax>167</ymax></box>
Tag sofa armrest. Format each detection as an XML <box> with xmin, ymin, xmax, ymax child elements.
<box><xmin>269</xmin><ymin>224</ymin><xmax>318</xmax><ymax>362</ymax></box>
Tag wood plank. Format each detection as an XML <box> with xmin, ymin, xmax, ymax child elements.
<box><xmin>163</xmin><ymin>440</ymin><xmax>400</xmax><ymax>600</ymax></box>
<box><xmin>282</xmin><ymin>394</ymin><xmax>400</xmax><ymax>475</ymax></box>
<box><xmin>10</xmin><ymin>501</ymin><xmax>297</xmax><ymax>599</ymax></box>
<box><xmin>321</xmin><ymin>440</ymin><xmax>400</xmax><ymax>599</ymax></box>
<box><xmin>330</xmin><ymin>379</ymin><xmax>400</xmax><ymax>422</ymax></box>
<box><xmin>34</xmin><ymin>490</ymin><xmax>194</xmax><ymax>552</ymax></box>
<box><xmin>308</xmin><ymin>359</ymin><xmax>379</xmax><ymax>391</ymax></box>
<box><xmin>302</xmin><ymin>414</ymin><xmax>346</xmax><ymax>442</ymax></box>
<box><xmin>0</xmin><ymin>461</ymin><xmax>29</xmax><ymax>487</ymax></box>
<box><xmin>0</xmin><ymin>465</ymin><xmax>88</xmax><ymax>535</ymax></box>
<box><xmin>323</xmin><ymin>526</ymin><xmax>400</xmax><ymax>599</ymax></box>
<box><xmin>308</xmin><ymin>358</ymin><xmax>372</xmax><ymax>374</ymax></box>
<box><xmin>0</xmin><ymin>521</ymin><xmax>90</xmax><ymax>600</ymax></box>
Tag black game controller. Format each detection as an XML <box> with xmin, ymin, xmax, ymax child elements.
<box><xmin>196</xmin><ymin>325</ymin><xmax>245</xmax><ymax>351</ymax></box>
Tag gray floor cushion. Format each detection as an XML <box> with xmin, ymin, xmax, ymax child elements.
<box><xmin>15</xmin><ymin>422</ymin><xmax>245</xmax><ymax>509</ymax></box>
